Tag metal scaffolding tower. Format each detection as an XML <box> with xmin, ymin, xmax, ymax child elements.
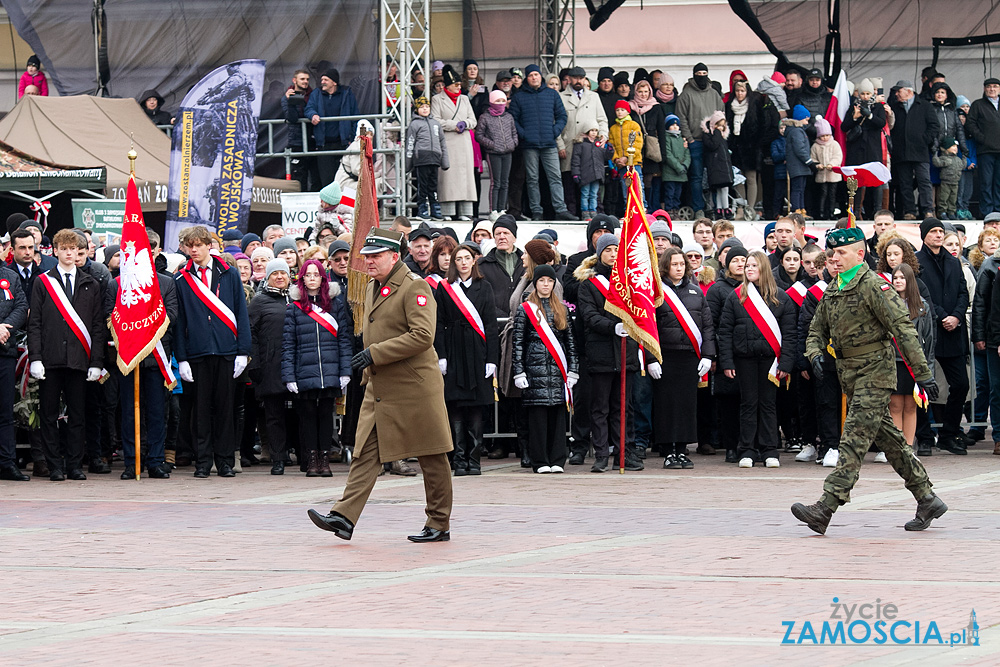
<box><xmin>537</xmin><ymin>0</ymin><xmax>575</xmax><ymax>75</ymax></box>
<box><xmin>381</xmin><ymin>0</ymin><xmax>431</xmax><ymax>216</ymax></box>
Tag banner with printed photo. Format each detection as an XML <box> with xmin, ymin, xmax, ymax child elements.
<box><xmin>165</xmin><ymin>59</ymin><xmax>265</xmax><ymax>251</ymax></box>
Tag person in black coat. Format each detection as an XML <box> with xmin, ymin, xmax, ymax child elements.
<box><xmin>705</xmin><ymin>245</ymin><xmax>747</xmax><ymax>461</ymax></box>
<box><xmin>915</xmin><ymin>218</ymin><xmax>970</xmax><ymax>451</ymax></box>
<box><xmin>434</xmin><ymin>244</ymin><xmax>499</xmax><ymax>475</ymax></box>
<box><xmin>770</xmin><ymin>246</ymin><xmax>808</xmax><ymax>452</ymax></box>
<box><xmin>574</xmin><ymin>234</ymin><xmax>641</xmax><ymax>472</ymax></box>
<box><xmin>0</xmin><ymin>264</ymin><xmax>28</xmax><ymax>481</ymax></box>
<box><xmin>841</xmin><ymin>79</ymin><xmax>888</xmax><ymax>218</ymax></box>
<box><xmin>138</xmin><ymin>89</ymin><xmax>172</xmax><ymax>125</ymax></box>
<box><xmin>718</xmin><ymin>250</ymin><xmax>797</xmax><ymax>467</ymax></box>
<box><xmin>889</xmin><ymin>82</ymin><xmax>939</xmax><ymax>218</ymax></box>
<box><xmin>511</xmin><ymin>265</ymin><xmax>578</xmax><ymax>473</ymax></box>
<box><xmin>477</xmin><ymin>216</ymin><xmax>525</xmax><ymax>318</ymax></box>
<box><xmin>282</xmin><ymin>259</ymin><xmax>354</xmax><ymax>477</ymax></box>
<box><xmin>651</xmin><ymin>249</ymin><xmax>715</xmax><ymax>469</ymax></box>
<box><xmin>248</xmin><ymin>260</ymin><xmax>295</xmax><ymax>473</ymax></box>
<box><xmin>797</xmin><ymin>261</ymin><xmax>842</xmax><ymax>463</ymax></box>
<box><xmin>725</xmin><ymin>82</ymin><xmax>766</xmax><ymax>215</ymax></box>
<box><xmin>701</xmin><ymin>111</ymin><xmax>735</xmax><ymax>217</ymax></box>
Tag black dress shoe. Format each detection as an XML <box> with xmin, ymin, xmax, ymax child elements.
<box><xmin>49</xmin><ymin>470</ymin><xmax>65</xmax><ymax>481</ymax></box>
<box><xmin>0</xmin><ymin>466</ymin><xmax>30</xmax><ymax>481</ymax></box>
<box><xmin>520</xmin><ymin>455</ymin><xmax>532</xmax><ymax>469</ymax></box>
<box><xmin>407</xmin><ymin>526</ymin><xmax>450</xmax><ymax>542</ymax></box>
<box><xmin>193</xmin><ymin>467</ymin><xmax>210</xmax><ymax>479</ymax></box>
<box><xmin>67</xmin><ymin>469</ymin><xmax>87</xmax><ymax>481</ymax></box>
<box><xmin>121</xmin><ymin>469</ymin><xmax>138</xmax><ymax>480</ymax></box>
<box><xmin>307</xmin><ymin>509</ymin><xmax>354</xmax><ymax>540</ymax></box>
<box><xmin>938</xmin><ymin>436</ymin><xmax>968</xmax><ymax>456</ymax></box>
<box><xmin>217</xmin><ymin>464</ymin><xmax>236</xmax><ymax>477</ymax></box>
<box><xmin>965</xmin><ymin>430</ymin><xmax>985</xmax><ymax>444</ymax></box>
<box><xmin>147</xmin><ymin>465</ymin><xmax>170</xmax><ymax>479</ymax></box>
<box><xmin>567</xmin><ymin>452</ymin><xmax>585</xmax><ymax>465</ymax></box>
<box><xmin>33</xmin><ymin>461</ymin><xmax>50</xmax><ymax>477</ymax></box>
<box><xmin>724</xmin><ymin>450</ymin><xmax>738</xmax><ymax>463</ymax></box>
<box><xmin>88</xmin><ymin>458</ymin><xmax>112</xmax><ymax>474</ymax></box>
<box><xmin>271</xmin><ymin>461</ymin><xmax>285</xmax><ymax>475</ymax></box>
<box><xmin>957</xmin><ymin>431</ymin><xmax>977</xmax><ymax>447</ymax></box>
<box><xmin>916</xmin><ymin>441</ymin><xmax>934</xmax><ymax>457</ymax></box>
<box><xmin>453</xmin><ymin>468</ymin><xmax>467</xmax><ymax>476</ymax></box>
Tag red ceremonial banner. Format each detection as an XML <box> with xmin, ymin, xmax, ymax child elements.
<box><xmin>110</xmin><ymin>175</ymin><xmax>169</xmax><ymax>377</ymax></box>
<box><xmin>604</xmin><ymin>169</ymin><xmax>663</xmax><ymax>363</ymax></box>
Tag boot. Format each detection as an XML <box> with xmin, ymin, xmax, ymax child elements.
<box><xmin>306</xmin><ymin>450</ymin><xmax>320</xmax><ymax>477</ymax></box>
<box><xmin>416</xmin><ymin>201</ymin><xmax>429</xmax><ymax>220</ymax></box>
<box><xmin>317</xmin><ymin>451</ymin><xmax>333</xmax><ymax>477</ymax></box>
<box><xmin>904</xmin><ymin>494</ymin><xmax>947</xmax><ymax>531</ymax></box>
<box><xmin>467</xmin><ymin>432</ymin><xmax>483</xmax><ymax>476</ymax></box>
<box><xmin>623</xmin><ymin>446</ymin><xmax>644</xmax><ymax>471</ymax></box>
<box><xmin>791</xmin><ymin>501</ymin><xmax>834</xmax><ymax>535</ymax></box>
<box><xmin>450</xmin><ymin>419</ymin><xmax>467</xmax><ymax>476</ymax></box>
<box><xmin>431</xmin><ymin>202</ymin><xmax>443</xmax><ymax>221</ymax></box>
<box><xmin>165</xmin><ymin>449</ymin><xmax>176</xmax><ymax>469</ymax></box>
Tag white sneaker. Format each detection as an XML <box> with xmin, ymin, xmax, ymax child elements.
<box><xmin>550</xmin><ymin>465</ymin><xmax>564</xmax><ymax>474</ymax></box>
<box><xmin>823</xmin><ymin>449</ymin><xmax>840</xmax><ymax>467</ymax></box>
<box><xmin>765</xmin><ymin>457</ymin><xmax>780</xmax><ymax>468</ymax></box>
<box><xmin>874</xmin><ymin>452</ymin><xmax>888</xmax><ymax>463</ymax></box>
<box><xmin>536</xmin><ymin>466</ymin><xmax>551</xmax><ymax>474</ymax></box>
<box><xmin>795</xmin><ymin>445</ymin><xmax>817</xmax><ymax>462</ymax></box>
<box><xmin>738</xmin><ymin>457</ymin><xmax>754</xmax><ymax>468</ymax></box>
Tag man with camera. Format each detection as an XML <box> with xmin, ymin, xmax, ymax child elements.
<box><xmin>842</xmin><ymin>78</ymin><xmax>888</xmax><ymax>218</ymax></box>
<box><xmin>282</xmin><ymin>69</ymin><xmax>320</xmax><ymax>192</ymax></box>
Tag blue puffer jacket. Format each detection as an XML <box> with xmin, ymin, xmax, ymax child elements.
<box><xmin>510</xmin><ymin>83</ymin><xmax>567</xmax><ymax>149</ymax></box>
<box><xmin>281</xmin><ymin>283</ymin><xmax>354</xmax><ymax>392</ymax></box>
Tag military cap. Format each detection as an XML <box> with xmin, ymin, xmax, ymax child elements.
<box><xmin>361</xmin><ymin>228</ymin><xmax>405</xmax><ymax>254</ymax></box>
<box><xmin>825</xmin><ymin>226</ymin><xmax>865</xmax><ymax>248</ymax></box>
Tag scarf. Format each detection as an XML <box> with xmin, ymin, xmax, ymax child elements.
<box><xmin>496</xmin><ymin>248</ymin><xmax>517</xmax><ymax>278</ymax></box>
<box><xmin>488</xmin><ymin>101</ymin><xmax>506</xmax><ymax>116</ymax></box>
<box><xmin>655</xmin><ymin>88</ymin><xmax>675</xmax><ymax>104</ymax></box>
<box><xmin>262</xmin><ymin>284</ymin><xmax>290</xmax><ymax>298</ymax></box>
<box><xmin>444</xmin><ymin>88</ymin><xmax>461</xmax><ymax>105</ymax></box>
<box><xmin>816</xmin><ymin>135</ymin><xmax>832</xmax><ymax>145</ymax></box>
<box><xmin>667</xmin><ymin>127</ymin><xmax>681</xmax><ymax>137</ymax></box>
<box><xmin>630</xmin><ymin>95</ymin><xmax>656</xmax><ymax>115</ymax></box>
<box><xmin>730</xmin><ymin>96</ymin><xmax>748</xmax><ymax>136</ymax></box>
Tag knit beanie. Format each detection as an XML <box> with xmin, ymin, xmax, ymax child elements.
<box><xmin>595</xmin><ymin>233</ymin><xmax>619</xmax><ymax>257</ymax></box>
<box><xmin>272</xmin><ymin>237</ymin><xmax>298</xmax><ymax>257</ymax></box>
<box><xmin>764</xmin><ymin>221</ymin><xmax>776</xmax><ymax>238</ymax></box>
<box><xmin>613</xmin><ymin>71</ymin><xmax>630</xmax><ymax>88</ymax></box>
<box><xmin>320</xmin><ymin>181</ymin><xmax>342</xmax><ymax>206</ymax></box>
<box><xmin>598</xmin><ymin>67</ymin><xmax>614</xmax><ymax>82</ymax></box>
<box><xmin>103</xmin><ymin>245</ymin><xmax>120</xmax><ymax>267</ymax></box>
<box><xmin>231</xmin><ymin>252</ymin><xmax>250</xmax><ymax>264</ymax></box>
<box><xmin>649</xmin><ymin>220</ymin><xmax>671</xmax><ymax>239</ymax></box>
<box><xmin>323</xmin><ymin>69</ymin><xmax>340</xmax><ymax>85</ymax></box>
<box><xmin>539</xmin><ymin>228</ymin><xmax>558</xmax><ymax>241</ymax></box>
<box><xmin>857</xmin><ymin>78</ymin><xmax>875</xmax><ymax>95</ymax></box>
<box><xmin>240</xmin><ymin>233</ymin><xmax>262</xmax><ymax>253</ymax></box>
<box><xmin>492</xmin><ymin>214</ymin><xmax>517</xmax><ymax>237</ymax></box>
<box><xmin>27</xmin><ymin>54</ymin><xmax>40</xmax><ymax>68</ymax></box>
<box><xmin>770</xmin><ymin>71</ymin><xmax>786</xmax><ymax>85</ymax></box>
<box><xmin>792</xmin><ymin>104</ymin><xmax>810</xmax><ymax>121</ymax></box>
<box><xmin>693</xmin><ymin>62</ymin><xmax>708</xmax><ymax>74</ymax></box>
<box><xmin>250</xmin><ymin>246</ymin><xmax>274</xmax><ymax>263</ymax></box>
<box><xmin>463</xmin><ymin>59</ymin><xmax>478</xmax><ymax>70</ymax></box>
<box><xmin>615</xmin><ymin>99</ymin><xmax>630</xmax><ymax>112</ymax></box>
<box><xmin>18</xmin><ymin>219</ymin><xmax>40</xmax><ymax>233</ymax></box>
<box><xmin>957</xmin><ymin>95</ymin><xmax>971</xmax><ymax>108</ymax></box>
<box><xmin>533</xmin><ymin>264</ymin><xmax>557</xmax><ymax>285</ymax></box>
<box><xmin>489</xmin><ymin>90</ymin><xmax>507</xmax><ymax>105</ymax></box>
<box><xmin>6</xmin><ymin>213</ymin><xmax>28</xmax><ymax>236</ymax></box>
<box><xmin>665</xmin><ymin>114</ymin><xmax>680</xmax><ymax>129</ymax></box>
<box><xmin>682</xmin><ymin>243</ymin><xmax>704</xmax><ymax>257</ymax></box>
<box><xmin>814</xmin><ymin>116</ymin><xmax>833</xmax><ymax>136</ymax></box>
<box><xmin>725</xmin><ymin>246</ymin><xmax>749</xmax><ymax>269</ymax></box>
<box><xmin>525</xmin><ymin>64</ymin><xmax>541</xmax><ymax>77</ymax></box>
<box><xmin>524</xmin><ymin>239</ymin><xmax>556</xmax><ymax>265</ymax></box>
<box><xmin>920</xmin><ymin>217</ymin><xmax>945</xmax><ymax>239</ymax></box>
<box><xmin>265</xmin><ymin>259</ymin><xmax>290</xmax><ymax>282</ymax></box>
<box><xmin>719</xmin><ymin>237</ymin><xmax>745</xmax><ymax>255</ymax></box>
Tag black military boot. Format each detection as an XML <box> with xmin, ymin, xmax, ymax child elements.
<box><xmin>450</xmin><ymin>420</ymin><xmax>468</xmax><ymax>476</ymax></box>
<box><xmin>467</xmin><ymin>431</ymin><xmax>483</xmax><ymax>476</ymax></box>
<box><xmin>791</xmin><ymin>501</ymin><xmax>834</xmax><ymax>535</ymax></box>
<box><xmin>567</xmin><ymin>439</ymin><xmax>586</xmax><ymax>465</ymax></box>
<box><xmin>904</xmin><ymin>494</ymin><xmax>948</xmax><ymax>531</ymax></box>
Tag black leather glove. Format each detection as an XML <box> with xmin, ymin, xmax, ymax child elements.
<box><xmin>917</xmin><ymin>378</ymin><xmax>939</xmax><ymax>403</ymax></box>
<box><xmin>810</xmin><ymin>356</ymin><xmax>824</xmax><ymax>382</ymax></box>
<box><xmin>351</xmin><ymin>348</ymin><xmax>374</xmax><ymax>373</ymax></box>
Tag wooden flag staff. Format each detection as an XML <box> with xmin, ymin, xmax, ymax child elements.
<box><xmin>128</xmin><ymin>143</ymin><xmax>141</xmax><ymax>482</ymax></box>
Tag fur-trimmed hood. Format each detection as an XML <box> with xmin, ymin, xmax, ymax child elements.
<box><xmin>781</xmin><ymin>117</ymin><xmax>808</xmax><ymax>128</ymax></box>
<box><xmin>573</xmin><ymin>254</ymin><xmax>599</xmax><ymax>282</ymax></box>
<box><xmin>288</xmin><ymin>281</ymin><xmax>341</xmax><ymax>302</ymax></box>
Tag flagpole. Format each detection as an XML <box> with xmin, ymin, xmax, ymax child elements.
<box><xmin>128</xmin><ymin>144</ymin><xmax>141</xmax><ymax>481</ymax></box>
<box><xmin>619</xmin><ymin>133</ymin><xmax>640</xmax><ymax>474</ymax></box>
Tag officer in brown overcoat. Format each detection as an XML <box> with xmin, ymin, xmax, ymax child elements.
<box><xmin>309</xmin><ymin>228</ymin><xmax>454</xmax><ymax>542</ymax></box>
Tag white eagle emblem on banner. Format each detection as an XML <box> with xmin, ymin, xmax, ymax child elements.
<box><xmin>119</xmin><ymin>241</ymin><xmax>155</xmax><ymax>306</ymax></box>
<box><xmin>626</xmin><ymin>233</ymin><xmax>654</xmax><ymax>293</ymax></box>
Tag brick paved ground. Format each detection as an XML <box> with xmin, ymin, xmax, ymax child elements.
<box><xmin>0</xmin><ymin>447</ymin><xmax>997</xmax><ymax>666</ymax></box>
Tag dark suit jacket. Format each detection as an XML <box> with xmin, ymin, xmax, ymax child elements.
<box><xmin>27</xmin><ymin>266</ymin><xmax>106</xmax><ymax>371</ymax></box>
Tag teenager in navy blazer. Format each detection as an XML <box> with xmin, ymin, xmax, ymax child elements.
<box><xmin>173</xmin><ymin>226</ymin><xmax>251</xmax><ymax>479</ymax></box>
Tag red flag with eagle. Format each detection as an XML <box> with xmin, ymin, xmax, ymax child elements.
<box><xmin>110</xmin><ymin>174</ymin><xmax>173</xmax><ymax>387</ymax></box>
<box><xmin>604</xmin><ymin>169</ymin><xmax>663</xmax><ymax>362</ymax></box>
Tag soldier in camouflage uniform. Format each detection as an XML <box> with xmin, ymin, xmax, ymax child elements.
<box><xmin>792</xmin><ymin>227</ymin><xmax>947</xmax><ymax>535</ymax></box>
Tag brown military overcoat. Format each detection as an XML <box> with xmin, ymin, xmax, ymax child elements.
<box><xmin>356</xmin><ymin>260</ymin><xmax>453</xmax><ymax>462</ymax></box>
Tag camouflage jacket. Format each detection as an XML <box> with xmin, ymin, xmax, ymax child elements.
<box><xmin>806</xmin><ymin>262</ymin><xmax>930</xmax><ymax>390</ymax></box>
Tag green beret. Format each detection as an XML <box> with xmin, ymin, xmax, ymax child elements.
<box><xmin>825</xmin><ymin>227</ymin><xmax>865</xmax><ymax>248</ymax></box>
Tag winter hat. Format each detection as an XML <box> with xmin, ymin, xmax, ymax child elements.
<box><xmin>659</xmin><ymin>72</ymin><xmax>674</xmax><ymax>86</ymax></box>
<box><xmin>231</xmin><ymin>252</ymin><xmax>250</xmax><ymax>264</ymax></box>
<box><xmin>633</xmin><ymin>68</ymin><xmax>650</xmax><ymax>86</ymax></box>
<box><xmin>614</xmin><ymin>99</ymin><xmax>630</xmax><ymax>112</ymax></box>
<box><xmin>524</xmin><ymin>64</ymin><xmax>541</xmax><ymax>77</ymax></box>
<box><xmin>595</xmin><ymin>233</ymin><xmax>619</xmax><ymax>257</ymax></box>
<box><xmin>222</xmin><ymin>229</ymin><xmax>243</xmax><ymax>243</ymax></box>
<box><xmin>764</xmin><ymin>221</ymin><xmax>777</xmax><ymax>239</ymax></box>
<box><xmin>664</xmin><ymin>114</ymin><xmax>680</xmax><ymax>129</ymax></box>
<box><xmin>250</xmin><ymin>246</ymin><xmax>274</xmax><ymax>263</ymax></box>
<box><xmin>489</xmin><ymin>90</ymin><xmax>507</xmax><ymax>105</ymax></box>
<box><xmin>770</xmin><ymin>71</ymin><xmax>786</xmax><ymax>85</ymax></box>
<box><xmin>693</xmin><ymin>63</ymin><xmax>708</xmax><ymax>74</ymax></box>
<box><xmin>719</xmin><ymin>237</ymin><xmax>745</xmax><ymax>256</ymax></box>
<box><xmin>472</xmin><ymin>219</ymin><xmax>493</xmax><ymax>238</ymax></box>
<box><xmin>328</xmin><ymin>239</ymin><xmax>351</xmax><ymax>255</ymax></box>
<box><xmin>533</xmin><ymin>264</ymin><xmax>557</xmax><ymax>286</ymax></box>
<box><xmin>613</xmin><ymin>71</ymin><xmax>630</xmax><ymax>88</ymax></box>
<box><xmin>323</xmin><ymin>69</ymin><xmax>340</xmax><ymax>85</ymax></box>
<box><xmin>649</xmin><ymin>220</ymin><xmax>672</xmax><ymax>239</ymax></box>
<box><xmin>651</xmin><ymin>209</ymin><xmax>673</xmax><ymax>224</ymax></box>
<box><xmin>725</xmin><ymin>245</ymin><xmax>749</xmax><ymax>269</ymax></box>
<box><xmin>533</xmin><ymin>233</ymin><xmax>554</xmax><ymax>244</ymax></box>
<box><xmin>957</xmin><ymin>95</ymin><xmax>971</xmax><ymax>107</ymax></box>
<box><xmin>539</xmin><ymin>228</ymin><xmax>558</xmax><ymax>241</ymax></box>
<box><xmin>942</xmin><ymin>137</ymin><xmax>958</xmax><ymax>149</ymax></box>
<box><xmin>102</xmin><ymin>245</ymin><xmax>120</xmax><ymax>267</ymax></box>
<box><xmin>919</xmin><ymin>217</ymin><xmax>945</xmax><ymax>239</ymax></box>
<box><xmin>463</xmin><ymin>59</ymin><xmax>478</xmax><ymax>70</ymax></box>
<box><xmin>265</xmin><ymin>258</ymin><xmax>290</xmax><ymax>282</ymax></box>
<box><xmin>682</xmin><ymin>243</ymin><xmax>704</xmax><ymax>257</ymax></box>
<box><xmin>814</xmin><ymin>116</ymin><xmax>833</xmax><ymax>136</ymax></box>
<box><xmin>792</xmin><ymin>104</ymin><xmax>810</xmax><ymax>121</ymax></box>
<box><xmin>598</xmin><ymin>67</ymin><xmax>614</xmax><ymax>82</ymax></box>
<box><xmin>6</xmin><ymin>213</ymin><xmax>28</xmax><ymax>236</ymax></box>
<box><xmin>524</xmin><ymin>239</ymin><xmax>556</xmax><ymax>265</ymax></box>
<box><xmin>442</xmin><ymin>64</ymin><xmax>461</xmax><ymax>86</ymax></box>
<box><xmin>319</xmin><ymin>181</ymin><xmax>342</xmax><ymax>206</ymax></box>
<box><xmin>431</xmin><ymin>60</ymin><xmax>444</xmax><ymax>71</ymax></box>
<box><xmin>240</xmin><ymin>233</ymin><xmax>262</xmax><ymax>253</ymax></box>
<box><xmin>985</xmin><ymin>77</ymin><xmax>1000</xmax><ymax>87</ymax></box>
<box><xmin>414</xmin><ymin>96</ymin><xmax>429</xmax><ymax>108</ymax></box>
<box><xmin>858</xmin><ymin>78</ymin><xmax>875</xmax><ymax>95</ymax></box>
<box><xmin>492</xmin><ymin>214</ymin><xmax>517</xmax><ymax>237</ymax></box>
<box><xmin>18</xmin><ymin>219</ymin><xmax>40</xmax><ymax>233</ymax></box>
<box><xmin>27</xmin><ymin>55</ymin><xmax>40</xmax><ymax>68</ymax></box>
<box><xmin>705</xmin><ymin>110</ymin><xmax>726</xmax><ymax>127</ymax></box>
<box><xmin>272</xmin><ymin>237</ymin><xmax>298</xmax><ymax>257</ymax></box>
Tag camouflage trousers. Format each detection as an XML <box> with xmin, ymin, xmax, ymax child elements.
<box><xmin>820</xmin><ymin>384</ymin><xmax>933</xmax><ymax>511</ymax></box>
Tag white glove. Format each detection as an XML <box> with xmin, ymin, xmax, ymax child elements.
<box><xmin>29</xmin><ymin>361</ymin><xmax>45</xmax><ymax>380</ymax></box>
<box><xmin>86</xmin><ymin>367</ymin><xmax>101</xmax><ymax>382</ymax></box>
<box><xmin>340</xmin><ymin>376</ymin><xmax>351</xmax><ymax>391</ymax></box>
<box><xmin>485</xmin><ymin>363</ymin><xmax>496</xmax><ymax>378</ymax></box>
<box><xmin>178</xmin><ymin>361</ymin><xmax>193</xmax><ymax>383</ymax></box>
<box><xmin>567</xmin><ymin>371</ymin><xmax>579</xmax><ymax>390</ymax></box>
<box><xmin>286</xmin><ymin>382</ymin><xmax>298</xmax><ymax>394</ymax></box>
<box><xmin>514</xmin><ymin>374</ymin><xmax>529</xmax><ymax>390</ymax></box>
<box><xmin>648</xmin><ymin>362</ymin><xmax>662</xmax><ymax>380</ymax></box>
<box><xmin>438</xmin><ymin>358</ymin><xmax>447</xmax><ymax>375</ymax></box>
<box><xmin>233</xmin><ymin>355</ymin><xmax>248</xmax><ymax>378</ymax></box>
<box><xmin>697</xmin><ymin>358</ymin><xmax>712</xmax><ymax>376</ymax></box>
<box><xmin>614</xmin><ymin>323</ymin><xmax>628</xmax><ymax>337</ymax></box>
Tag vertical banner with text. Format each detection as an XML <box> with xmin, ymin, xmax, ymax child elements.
<box><xmin>165</xmin><ymin>59</ymin><xmax>265</xmax><ymax>251</ymax></box>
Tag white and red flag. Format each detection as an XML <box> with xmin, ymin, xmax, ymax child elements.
<box><xmin>110</xmin><ymin>174</ymin><xmax>172</xmax><ymax>386</ymax></box>
<box><xmin>832</xmin><ymin>162</ymin><xmax>892</xmax><ymax>188</ymax></box>
<box><xmin>824</xmin><ymin>69</ymin><xmax>851</xmax><ymax>160</ymax></box>
<box><xmin>604</xmin><ymin>169</ymin><xmax>663</xmax><ymax>362</ymax></box>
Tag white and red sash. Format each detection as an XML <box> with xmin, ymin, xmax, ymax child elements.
<box><xmin>785</xmin><ymin>281</ymin><xmax>808</xmax><ymax>307</ymax></box>
<box><xmin>153</xmin><ymin>341</ymin><xmax>177</xmax><ymax>389</ymax></box>
<box><xmin>739</xmin><ymin>282</ymin><xmax>785</xmax><ymax>387</ymax></box>
<box><xmin>441</xmin><ymin>280</ymin><xmax>485</xmax><ymax>340</ymax></box>
<box><xmin>878</xmin><ymin>272</ymin><xmax>893</xmax><ymax>283</ymax></box>
<box><xmin>38</xmin><ymin>272</ymin><xmax>91</xmax><ymax>357</ymax></box>
<box><xmin>180</xmin><ymin>261</ymin><xmax>238</xmax><ymax>337</ymax></box>
<box><xmin>523</xmin><ymin>301</ymin><xmax>572</xmax><ymax>404</ymax></box>
<box><xmin>296</xmin><ymin>301</ymin><xmax>339</xmax><ymax>338</ymax></box>
<box><xmin>662</xmin><ymin>284</ymin><xmax>708</xmax><ymax>387</ymax></box>
<box><xmin>807</xmin><ymin>280</ymin><xmax>828</xmax><ymax>301</ymax></box>
<box><xmin>425</xmin><ymin>273</ymin><xmax>442</xmax><ymax>289</ymax></box>
<box><xmin>589</xmin><ymin>274</ymin><xmax>610</xmax><ymax>299</ymax></box>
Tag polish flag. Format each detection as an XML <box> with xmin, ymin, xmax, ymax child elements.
<box><xmin>824</xmin><ymin>70</ymin><xmax>850</xmax><ymax>163</ymax></box>
<box><xmin>340</xmin><ymin>186</ymin><xmax>356</xmax><ymax>208</ymax></box>
<box><xmin>832</xmin><ymin>162</ymin><xmax>892</xmax><ymax>188</ymax></box>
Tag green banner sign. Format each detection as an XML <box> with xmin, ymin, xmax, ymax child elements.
<box><xmin>71</xmin><ymin>199</ymin><xmax>125</xmax><ymax>245</ymax></box>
